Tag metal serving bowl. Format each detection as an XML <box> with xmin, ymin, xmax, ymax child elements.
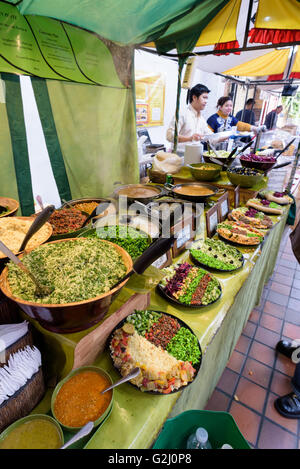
<box><xmin>0</xmin><ymin>197</ymin><xmax>19</xmax><ymax>218</ymax></box>
<box><xmin>0</xmin><ymin>238</ymin><xmax>133</xmax><ymax>333</ymax></box>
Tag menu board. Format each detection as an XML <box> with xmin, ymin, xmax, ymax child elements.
<box><xmin>0</xmin><ymin>2</ymin><xmax>124</xmax><ymax>87</ymax></box>
<box><xmin>135</xmin><ymin>70</ymin><xmax>165</xmax><ymax>127</ymax></box>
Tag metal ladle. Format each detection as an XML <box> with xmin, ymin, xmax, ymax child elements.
<box><xmin>0</xmin><ymin>240</ymin><xmax>53</xmax><ymax>298</ymax></box>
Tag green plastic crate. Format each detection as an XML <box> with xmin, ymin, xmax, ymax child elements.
<box><xmin>153</xmin><ymin>410</ymin><xmax>251</xmax><ymax>450</ymax></box>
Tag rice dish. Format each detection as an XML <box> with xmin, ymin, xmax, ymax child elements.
<box><xmin>0</xmin><ymin>218</ymin><xmax>51</xmax><ymax>259</ymax></box>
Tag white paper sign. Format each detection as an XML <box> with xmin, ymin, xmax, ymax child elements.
<box><xmin>151</xmin><ymin>107</ymin><xmax>161</xmax><ymax>121</ymax></box>
<box><xmin>176</xmin><ymin>225</ymin><xmax>191</xmax><ymax>249</ymax></box>
<box><xmin>210</xmin><ymin>211</ymin><xmax>218</xmax><ymax>231</ymax></box>
<box><xmin>221</xmin><ymin>200</ymin><xmax>229</xmax><ymax>217</ymax></box>
<box><xmin>152</xmin><ymin>253</ymin><xmax>167</xmax><ymax>269</ymax></box>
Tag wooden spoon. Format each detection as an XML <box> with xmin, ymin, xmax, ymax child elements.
<box><xmin>19</xmin><ymin>205</ymin><xmax>55</xmax><ymax>252</ymax></box>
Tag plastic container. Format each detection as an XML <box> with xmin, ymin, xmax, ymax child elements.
<box><xmin>153</xmin><ymin>410</ymin><xmax>251</xmax><ymax>449</ymax></box>
<box><xmin>186</xmin><ymin>427</ymin><xmax>212</xmax><ymax>449</ymax></box>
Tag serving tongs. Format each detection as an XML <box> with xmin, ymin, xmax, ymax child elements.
<box><xmin>0</xmin><ymin>240</ymin><xmax>53</xmax><ymax>298</ymax></box>
<box><xmin>206</xmin><ymin>139</ymin><xmax>252</xmax><ymax>170</ymax></box>
<box><xmin>19</xmin><ymin>205</ymin><xmax>55</xmax><ymax>253</ymax></box>
<box><xmin>274</xmin><ymin>138</ymin><xmax>296</xmax><ymax>159</ymax></box>
<box><xmin>80</xmin><ymin>201</ymin><xmax>111</xmax><ymax>228</ymax></box>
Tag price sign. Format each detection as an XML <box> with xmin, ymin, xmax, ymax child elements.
<box><xmin>234</xmin><ymin>185</ymin><xmax>240</xmax><ymax>208</ymax></box>
<box><xmin>217</xmin><ymin>192</ymin><xmax>230</xmax><ymax>222</ymax></box>
<box><xmin>206</xmin><ymin>204</ymin><xmax>220</xmax><ymax>238</ymax></box>
<box><xmin>152</xmin><ymin>253</ymin><xmax>167</xmax><ymax>269</ymax></box>
<box><xmin>176</xmin><ymin>225</ymin><xmax>191</xmax><ymax>249</ymax></box>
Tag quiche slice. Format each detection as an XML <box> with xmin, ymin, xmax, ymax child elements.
<box><xmin>246</xmin><ymin>198</ymin><xmax>283</xmax><ymax>215</ymax></box>
<box><xmin>229</xmin><ymin>206</ymin><xmax>273</xmax><ymax>229</ymax></box>
<box><xmin>217</xmin><ymin>220</ymin><xmax>264</xmax><ymax>245</ymax></box>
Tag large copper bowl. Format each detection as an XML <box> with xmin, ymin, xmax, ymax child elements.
<box><xmin>0</xmin><ymin>238</ymin><xmax>133</xmax><ymax>334</ymax></box>
<box><xmin>0</xmin><ymin>197</ymin><xmax>19</xmax><ymax>218</ymax></box>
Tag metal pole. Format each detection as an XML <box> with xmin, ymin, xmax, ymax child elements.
<box><xmin>173</xmin><ymin>58</ymin><xmax>185</xmax><ymax>153</ymax></box>
<box><xmin>286</xmin><ymin>141</ymin><xmax>300</xmax><ymax>194</ymax></box>
<box><xmin>241</xmin><ymin>82</ymin><xmax>249</xmax><ymax>122</ymax></box>
<box><xmin>138</xmin><ymin>41</ymin><xmax>300</xmax><ymax>59</ymax></box>
<box><xmin>243</xmin><ymin>0</ymin><xmax>254</xmax><ymax>49</ymax></box>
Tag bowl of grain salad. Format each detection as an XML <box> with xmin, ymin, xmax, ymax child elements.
<box><xmin>0</xmin><ymin>238</ymin><xmax>132</xmax><ymax>333</ymax></box>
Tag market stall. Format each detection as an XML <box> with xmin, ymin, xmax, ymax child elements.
<box><xmin>0</xmin><ymin>0</ymin><xmax>299</xmax><ymax>450</ymax></box>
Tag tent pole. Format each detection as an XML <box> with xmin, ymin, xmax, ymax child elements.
<box><xmin>242</xmin><ymin>0</ymin><xmax>254</xmax><ymax>49</ymax></box>
<box><xmin>138</xmin><ymin>41</ymin><xmax>300</xmax><ymax>58</ymax></box>
<box><xmin>214</xmin><ymin>72</ymin><xmax>300</xmax><ymax>87</ymax></box>
<box><xmin>286</xmin><ymin>142</ymin><xmax>300</xmax><ymax>194</ymax></box>
<box><xmin>173</xmin><ymin>58</ymin><xmax>185</xmax><ymax>153</ymax></box>
<box><xmin>241</xmin><ymin>82</ymin><xmax>249</xmax><ymax>122</ymax></box>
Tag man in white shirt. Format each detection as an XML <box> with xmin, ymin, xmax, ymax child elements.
<box><xmin>166</xmin><ymin>84</ymin><xmax>214</xmax><ymax>154</ymax></box>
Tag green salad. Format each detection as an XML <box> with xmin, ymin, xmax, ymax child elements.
<box><xmin>190</xmin><ymin>239</ymin><xmax>243</xmax><ymax>271</ymax></box>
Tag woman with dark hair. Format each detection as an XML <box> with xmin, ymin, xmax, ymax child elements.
<box><xmin>207</xmin><ymin>96</ymin><xmax>260</xmax><ymax>134</ymax></box>
<box><xmin>166</xmin><ymin>84</ymin><xmax>224</xmax><ymax>154</ymax></box>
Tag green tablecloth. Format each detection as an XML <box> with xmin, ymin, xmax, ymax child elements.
<box><xmin>83</xmin><ymin>209</ymin><xmax>287</xmax><ymax>449</ymax></box>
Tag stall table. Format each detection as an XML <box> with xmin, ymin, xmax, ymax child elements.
<box><xmin>24</xmin><ymin>205</ymin><xmax>288</xmax><ymax>449</ymax></box>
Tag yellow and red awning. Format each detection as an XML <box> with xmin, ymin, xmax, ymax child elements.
<box><xmin>249</xmin><ymin>0</ymin><xmax>300</xmax><ymax>45</ymax></box>
<box><xmin>223</xmin><ymin>47</ymin><xmax>300</xmax><ymax>81</ymax></box>
<box><xmin>142</xmin><ymin>0</ymin><xmax>300</xmax><ymax>56</ymax></box>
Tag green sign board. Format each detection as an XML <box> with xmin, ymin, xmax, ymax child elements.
<box><xmin>0</xmin><ymin>2</ymin><xmax>124</xmax><ymax>87</ymax></box>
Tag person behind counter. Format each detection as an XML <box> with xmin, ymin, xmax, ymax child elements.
<box><xmin>207</xmin><ymin>96</ymin><xmax>261</xmax><ymax>134</ymax></box>
<box><xmin>235</xmin><ymin>98</ymin><xmax>256</xmax><ymax>125</ymax></box>
<box><xmin>166</xmin><ymin>83</ymin><xmax>226</xmax><ymax>155</ymax></box>
<box><xmin>264</xmin><ymin>105</ymin><xmax>283</xmax><ymax>130</ymax></box>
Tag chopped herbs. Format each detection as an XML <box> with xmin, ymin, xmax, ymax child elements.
<box><xmin>124</xmin><ymin>310</ymin><xmax>201</xmax><ymax>366</ymax></box>
<box><xmin>84</xmin><ymin>226</ymin><xmax>151</xmax><ymax>260</ymax></box>
<box><xmin>126</xmin><ymin>310</ymin><xmax>162</xmax><ymax>336</ymax></box>
<box><xmin>166</xmin><ymin>328</ymin><xmax>201</xmax><ymax>365</ymax></box>
<box><xmin>7</xmin><ymin>239</ymin><xmax>127</xmax><ymax>304</ymax></box>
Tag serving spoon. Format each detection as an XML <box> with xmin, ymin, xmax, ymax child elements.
<box><xmin>101</xmin><ymin>367</ymin><xmax>141</xmax><ymax>394</ymax></box>
<box><xmin>0</xmin><ymin>240</ymin><xmax>53</xmax><ymax>298</ymax></box>
<box><xmin>19</xmin><ymin>205</ymin><xmax>55</xmax><ymax>252</ymax></box>
<box><xmin>60</xmin><ymin>421</ymin><xmax>94</xmax><ymax>450</ymax></box>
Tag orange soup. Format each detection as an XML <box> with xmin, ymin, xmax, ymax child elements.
<box><xmin>54</xmin><ymin>371</ymin><xmax>112</xmax><ymax>428</ymax></box>
<box><xmin>174</xmin><ymin>186</ymin><xmax>214</xmax><ymax>196</ymax></box>
<box><xmin>118</xmin><ymin>186</ymin><xmax>159</xmax><ymax>198</ymax></box>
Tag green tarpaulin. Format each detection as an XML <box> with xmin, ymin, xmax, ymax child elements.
<box><xmin>43</xmin><ymin>79</ymin><xmax>139</xmax><ymax>199</ymax></box>
<box><xmin>5</xmin><ymin>0</ymin><xmax>231</xmax><ymax>54</ymax></box>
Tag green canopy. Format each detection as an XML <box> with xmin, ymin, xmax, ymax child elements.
<box><xmin>7</xmin><ymin>0</ymin><xmax>231</xmax><ymax>54</ymax></box>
